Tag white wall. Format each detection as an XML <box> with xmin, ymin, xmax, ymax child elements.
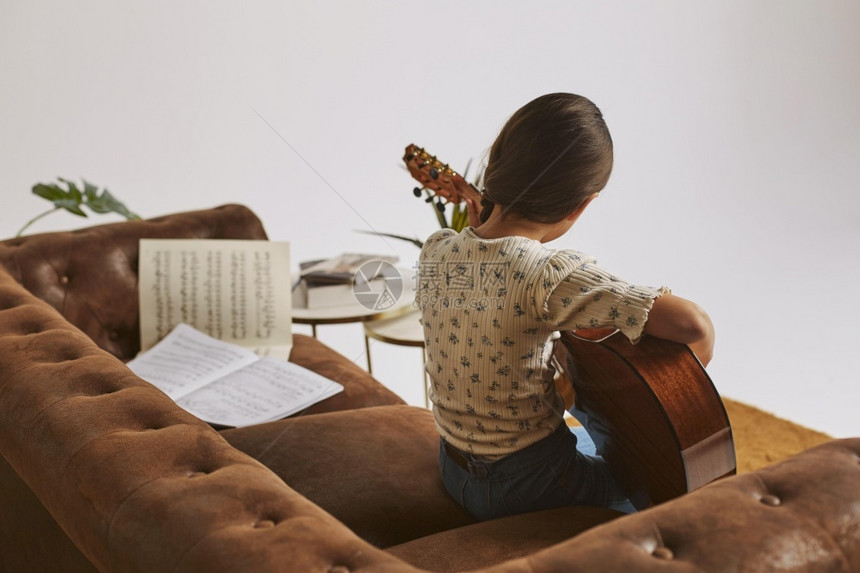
<box><xmin>1</xmin><ymin>1</ymin><xmax>858</xmax><ymax>437</ymax></box>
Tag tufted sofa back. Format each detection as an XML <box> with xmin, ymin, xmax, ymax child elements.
<box><xmin>0</xmin><ymin>203</ymin><xmax>267</xmax><ymax>361</ymax></box>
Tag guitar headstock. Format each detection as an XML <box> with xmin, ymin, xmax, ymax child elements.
<box><xmin>403</xmin><ymin>143</ymin><xmax>481</xmax><ymax>204</ymax></box>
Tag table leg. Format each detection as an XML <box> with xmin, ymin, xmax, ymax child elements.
<box><xmin>365</xmin><ymin>335</ymin><xmax>373</xmax><ymax>374</ymax></box>
<box><xmin>422</xmin><ymin>347</ymin><xmax>430</xmax><ymax>409</ymax></box>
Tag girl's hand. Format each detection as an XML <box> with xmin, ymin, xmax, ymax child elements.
<box><xmin>644</xmin><ymin>293</ymin><xmax>715</xmax><ymax>367</ymax></box>
<box><xmin>448</xmin><ymin>177</ymin><xmax>482</xmax><ymax>228</ymax></box>
<box><xmin>464</xmin><ymin>196</ymin><xmax>481</xmax><ymax>228</ymax></box>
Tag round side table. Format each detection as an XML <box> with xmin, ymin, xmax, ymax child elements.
<box><xmin>292</xmin><ymin>290</ymin><xmax>415</xmax><ymax>337</ymax></box>
<box><xmin>291</xmin><ymin>266</ymin><xmax>416</xmax><ymax>368</ymax></box>
<box><xmin>363</xmin><ymin>309</ymin><xmax>430</xmax><ymax>408</ymax></box>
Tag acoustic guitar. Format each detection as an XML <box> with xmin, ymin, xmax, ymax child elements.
<box><xmin>405</xmin><ymin>143</ymin><xmax>736</xmax><ymax>509</ymax></box>
<box><xmin>554</xmin><ymin>330</ymin><xmax>735</xmax><ymax>509</ymax></box>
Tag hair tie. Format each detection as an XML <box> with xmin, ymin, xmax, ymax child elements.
<box><xmin>479</xmin><ymin>196</ymin><xmax>495</xmax><ymax>224</ymax></box>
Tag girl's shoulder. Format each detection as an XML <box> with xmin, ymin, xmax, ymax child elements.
<box><xmin>533</xmin><ymin>248</ymin><xmax>596</xmax><ymax>286</ymax></box>
<box><xmin>422</xmin><ymin>228</ymin><xmax>458</xmax><ymax>248</ymax></box>
<box><xmin>549</xmin><ymin>248</ymin><xmax>596</xmax><ymax>270</ymax></box>
<box><xmin>527</xmin><ymin>248</ymin><xmax>599</xmax><ymax>318</ymax></box>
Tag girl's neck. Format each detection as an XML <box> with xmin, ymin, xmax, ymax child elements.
<box><xmin>472</xmin><ymin>205</ymin><xmax>573</xmax><ymax>243</ymax></box>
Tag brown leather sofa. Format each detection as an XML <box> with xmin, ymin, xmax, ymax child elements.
<box><xmin>1</xmin><ymin>204</ymin><xmax>858</xmax><ymax>572</ymax></box>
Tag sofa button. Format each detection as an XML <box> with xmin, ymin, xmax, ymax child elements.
<box><xmin>60</xmin><ymin>275</ymin><xmax>70</xmax><ymax>285</ymax></box>
<box><xmin>652</xmin><ymin>546</ymin><xmax>674</xmax><ymax>560</ymax></box>
<box><xmin>254</xmin><ymin>519</ymin><xmax>275</xmax><ymax>529</ymax></box>
<box><xmin>760</xmin><ymin>494</ymin><xmax>781</xmax><ymax>507</ymax></box>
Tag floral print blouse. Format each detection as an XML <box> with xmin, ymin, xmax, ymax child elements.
<box><xmin>415</xmin><ymin>228</ymin><xmax>668</xmax><ymax>457</ymax></box>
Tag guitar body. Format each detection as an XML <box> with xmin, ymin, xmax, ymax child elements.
<box><xmin>554</xmin><ymin>331</ymin><xmax>736</xmax><ymax>509</ymax></box>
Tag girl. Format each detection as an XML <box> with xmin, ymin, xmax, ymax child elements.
<box><xmin>414</xmin><ymin>92</ymin><xmax>714</xmax><ymax>521</ymax></box>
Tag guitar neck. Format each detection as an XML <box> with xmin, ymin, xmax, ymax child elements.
<box><xmin>404</xmin><ymin>144</ymin><xmax>483</xmax><ymax>205</ymax></box>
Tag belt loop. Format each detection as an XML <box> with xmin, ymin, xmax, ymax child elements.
<box><xmin>467</xmin><ymin>460</ymin><xmax>488</xmax><ymax>478</ymax></box>
<box><xmin>444</xmin><ymin>442</ymin><xmax>491</xmax><ymax>478</ymax></box>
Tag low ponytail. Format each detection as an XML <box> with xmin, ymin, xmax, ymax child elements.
<box><xmin>479</xmin><ymin>196</ymin><xmax>495</xmax><ymax>224</ymax></box>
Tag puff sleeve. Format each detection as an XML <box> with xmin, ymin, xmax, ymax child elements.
<box><xmin>542</xmin><ymin>251</ymin><xmax>668</xmax><ymax>343</ymax></box>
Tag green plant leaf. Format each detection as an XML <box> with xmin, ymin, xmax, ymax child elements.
<box><xmin>32</xmin><ymin>183</ymin><xmax>67</xmax><ymax>202</ymax></box>
<box><xmin>86</xmin><ymin>187</ymin><xmax>139</xmax><ymax>219</ymax></box>
<box><xmin>83</xmin><ymin>179</ymin><xmax>100</xmax><ymax>203</ymax></box>
<box><xmin>21</xmin><ymin>177</ymin><xmax>141</xmax><ymax>237</ymax></box>
<box><xmin>354</xmin><ymin>229</ymin><xmax>424</xmax><ymax>248</ymax></box>
<box><xmin>453</xmin><ymin>204</ymin><xmax>467</xmax><ymax>231</ymax></box>
<box><xmin>462</xmin><ymin>158</ymin><xmax>473</xmax><ymax>181</ymax></box>
<box><xmin>58</xmin><ymin>177</ymin><xmax>83</xmax><ymax>203</ymax></box>
<box><xmin>32</xmin><ymin>182</ymin><xmax>87</xmax><ymax>217</ymax></box>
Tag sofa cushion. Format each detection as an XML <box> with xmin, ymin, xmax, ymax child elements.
<box><xmin>386</xmin><ymin>505</ymin><xmax>622</xmax><ymax>572</ymax></box>
<box><xmin>0</xmin><ymin>454</ymin><xmax>97</xmax><ymax>572</ymax></box>
<box><xmin>220</xmin><ymin>404</ymin><xmax>476</xmax><ymax>548</ymax></box>
<box><xmin>288</xmin><ymin>333</ymin><xmax>405</xmax><ymax>413</ymax></box>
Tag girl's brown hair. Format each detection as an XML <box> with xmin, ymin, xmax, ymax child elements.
<box><xmin>479</xmin><ymin>93</ymin><xmax>614</xmax><ymax>224</ymax></box>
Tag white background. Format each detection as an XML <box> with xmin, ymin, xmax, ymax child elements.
<box><xmin>1</xmin><ymin>1</ymin><xmax>857</xmax><ymax>437</ymax></box>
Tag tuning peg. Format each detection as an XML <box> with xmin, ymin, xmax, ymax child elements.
<box><xmin>436</xmin><ymin>200</ymin><xmax>446</xmax><ymax>212</ymax></box>
<box><xmin>425</xmin><ymin>196</ymin><xmax>434</xmax><ymax>203</ymax></box>
<box><xmin>429</xmin><ymin>167</ymin><xmax>439</xmax><ymax>180</ymax></box>
<box><xmin>413</xmin><ymin>187</ymin><xmax>423</xmax><ymax>197</ymax></box>
<box><xmin>405</xmin><ymin>153</ymin><xmax>414</xmax><ymax>161</ymax></box>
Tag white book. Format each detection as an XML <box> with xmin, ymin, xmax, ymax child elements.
<box><xmin>127</xmin><ymin>323</ymin><xmax>343</xmax><ymax>427</ymax></box>
<box><xmin>297</xmin><ymin>277</ymin><xmax>387</xmax><ymax>309</ymax></box>
<box><xmin>299</xmin><ymin>253</ymin><xmax>398</xmax><ymax>284</ymax></box>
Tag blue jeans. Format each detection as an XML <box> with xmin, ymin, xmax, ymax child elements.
<box><xmin>439</xmin><ymin>423</ymin><xmax>634</xmax><ymax>521</ymax></box>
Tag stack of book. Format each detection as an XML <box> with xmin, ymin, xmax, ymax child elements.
<box><xmin>296</xmin><ymin>253</ymin><xmax>398</xmax><ymax>309</ymax></box>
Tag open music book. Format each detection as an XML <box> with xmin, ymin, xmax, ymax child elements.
<box><xmin>127</xmin><ymin>323</ymin><xmax>343</xmax><ymax>427</ymax></box>
<box><xmin>137</xmin><ymin>238</ymin><xmax>293</xmax><ymax>359</ymax></box>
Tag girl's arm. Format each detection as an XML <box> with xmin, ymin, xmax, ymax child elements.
<box><xmin>644</xmin><ymin>293</ymin><xmax>715</xmax><ymax>367</ymax></box>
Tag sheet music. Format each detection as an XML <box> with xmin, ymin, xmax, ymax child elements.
<box><xmin>177</xmin><ymin>356</ymin><xmax>343</xmax><ymax>427</ymax></box>
<box><xmin>127</xmin><ymin>323</ymin><xmax>259</xmax><ymax>399</ymax></box>
<box><xmin>138</xmin><ymin>239</ymin><xmax>292</xmax><ymax>359</ymax></box>
<box><xmin>128</xmin><ymin>323</ymin><xmax>343</xmax><ymax>426</ymax></box>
